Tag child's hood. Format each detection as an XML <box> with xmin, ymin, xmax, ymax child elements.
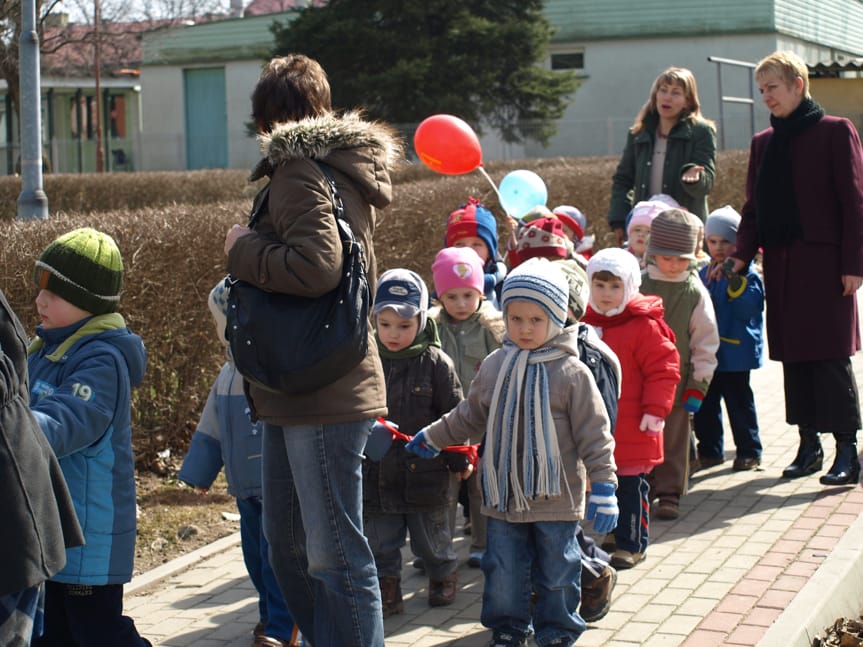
<box><xmin>627</xmin><ymin>293</ymin><xmax>667</xmax><ymax>321</ymax></box>
<box><xmin>30</xmin><ymin>313</ymin><xmax>146</xmax><ymax>387</ymax></box>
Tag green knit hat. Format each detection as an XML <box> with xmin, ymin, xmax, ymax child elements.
<box><xmin>34</xmin><ymin>228</ymin><xmax>124</xmax><ymax>315</ymax></box>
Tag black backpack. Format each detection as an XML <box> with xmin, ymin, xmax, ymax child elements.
<box><xmin>576</xmin><ymin>323</ymin><xmax>619</xmax><ymax>433</ymax></box>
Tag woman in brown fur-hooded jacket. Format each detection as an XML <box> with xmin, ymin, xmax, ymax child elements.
<box><xmin>224</xmin><ymin>54</ymin><xmax>402</xmax><ymax>647</ymax></box>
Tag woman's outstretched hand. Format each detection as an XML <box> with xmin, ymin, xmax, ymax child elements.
<box><xmin>681</xmin><ymin>165</ymin><xmax>704</xmax><ymax>184</ymax></box>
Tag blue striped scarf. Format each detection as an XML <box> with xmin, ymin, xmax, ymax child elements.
<box><xmin>482</xmin><ymin>341</ymin><xmax>569</xmax><ymax>512</ymax></box>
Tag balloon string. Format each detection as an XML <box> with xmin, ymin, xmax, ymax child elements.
<box><xmin>477</xmin><ymin>165</ymin><xmax>518</xmax><ymax>222</ymax></box>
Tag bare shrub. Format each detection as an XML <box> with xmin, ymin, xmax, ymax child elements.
<box><xmin>0</xmin><ymin>151</ymin><xmax>748</xmax><ymax>471</ymax></box>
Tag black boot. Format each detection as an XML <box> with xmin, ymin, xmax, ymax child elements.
<box><xmin>819</xmin><ymin>432</ymin><xmax>861</xmax><ymax>486</ymax></box>
<box><xmin>782</xmin><ymin>426</ymin><xmax>824</xmax><ymax>479</ymax></box>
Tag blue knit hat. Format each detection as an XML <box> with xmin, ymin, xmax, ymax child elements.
<box><xmin>502</xmin><ymin>258</ymin><xmax>569</xmax><ymax>343</ymax></box>
<box><xmin>374</xmin><ymin>268</ymin><xmax>429</xmax><ymax>333</ymax></box>
<box><xmin>446</xmin><ymin>197</ymin><xmax>498</xmax><ymax>260</ymax></box>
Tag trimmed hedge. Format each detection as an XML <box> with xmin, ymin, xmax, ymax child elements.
<box><xmin>0</xmin><ymin>151</ymin><xmax>749</xmax><ymax>471</ymax></box>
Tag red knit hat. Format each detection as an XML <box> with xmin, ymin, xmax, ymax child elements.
<box><xmin>552</xmin><ymin>205</ymin><xmax>586</xmax><ymax>241</ymax></box>
<box><xmin>516</xmin><ymin>217</ymin><xmax>569</xmax><ymax>264</ymax></box>
<box><xmin>445</xmin><ymin>197</ymin><xmax>498</xmax><ymax>256</ymax></box>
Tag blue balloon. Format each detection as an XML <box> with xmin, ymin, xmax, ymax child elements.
<box><xmin>498</xmin><ymin>170</ymin><xmax>548</xmax><ymax>219</ymax></box>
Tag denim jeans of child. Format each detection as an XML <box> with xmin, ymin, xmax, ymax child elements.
<box><xmin>236</xmin><ymin>496</ymin><xmax>295</xmax><ymax>642</ymax></box>
<box><xmin>262</xmin><ymin>420</ymin><xmax>384</xmax><ymax>647</ymax></box>
<box><xmin>481</xmin><ymin>517</ymin><xmax>586</xmax><ymax>646</ymax></box>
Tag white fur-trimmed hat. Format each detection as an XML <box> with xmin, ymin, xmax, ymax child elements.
<box><xmin>587</xmin><ymin>247</ymin><xmax>643</xmax><ymax>317</ymax></box>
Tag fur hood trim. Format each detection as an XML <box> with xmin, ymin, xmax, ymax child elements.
<box><xmin>251</xmin><ymin>110</ymin><xmax>402</xmax><ymax>180</ymax></box>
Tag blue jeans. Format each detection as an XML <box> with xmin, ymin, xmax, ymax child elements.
<box><xmin>236</xmin><ymin>496</ymin><xmax>295</xmax><ymax>642</ymax></box>
<box><xmin>481</xmin><ymin>517</ymin><xmax>585</xmax><ymax>646</ymax></box>
<box><xmin>262</xmin><ymin>420</ymin><xmax>384</xmax><ymax>647</ymax></box>
<box><xmin>694</xmin><ymin>371</ymin><xmax>762</xmax><ymax>460</ymax></box>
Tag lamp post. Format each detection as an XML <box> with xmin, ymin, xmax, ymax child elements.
<box><xmin>16</xmin><ymin>0</ymin><xmax>49</xmax><ymax>220</ymax></box>
<box><xmin>94</xmin><ymin>0</ymin><xmax>104</xmax><ymax>172</ymax></box>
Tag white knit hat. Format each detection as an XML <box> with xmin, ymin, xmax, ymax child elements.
<box><xmin>502</xmin><ymin>258</ymin><xmax>570</xmax><ymax>343</ymax></box>
<box><xmin>587</xmin><ymin>247</ymin><xmax>643</xmax><ymax>317</ymax></box>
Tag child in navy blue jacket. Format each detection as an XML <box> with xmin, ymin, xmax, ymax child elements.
<box><xmin>694</xmin><ymin>206</ymin><xmax>765</xmax><ymax>471</ymax></box>
<box><xmin>179</xmin><ymin>281</ymin><xmax>301</xmax><ymax>647</ymax></box>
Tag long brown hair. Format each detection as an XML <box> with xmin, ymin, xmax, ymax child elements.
<box><xmin>630</xmin><ymin>67</ymin><xmax>714</xmax><ymax>134</ymax></box>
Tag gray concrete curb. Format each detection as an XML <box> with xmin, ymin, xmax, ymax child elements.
<box><xmin>756</xmin><ymin>504</ymin><xmax>863</xmax><ymax>647</ymax></box>
<box><xmin>126</xmin><ymin>531</ymin><xmax>242</xmax><ymax>596</ymax></box>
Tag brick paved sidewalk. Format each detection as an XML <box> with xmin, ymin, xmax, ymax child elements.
<box><xmin>126</xmin><ymin>351</ymin><xmax>863</xmax><ymax>647</ymax></box>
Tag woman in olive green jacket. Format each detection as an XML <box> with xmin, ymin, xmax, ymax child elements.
<box><xmin>607</xmin><ymin>67</ymin><xmax>717</xmax><ymax>245</ymax></box>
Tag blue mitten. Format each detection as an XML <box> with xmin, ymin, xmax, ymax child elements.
<box><xmin>682</xmin><ymin>388</ymin><xmax>705</xmax><ymax>413</ymax></box>
<box><xmin>404</xmin><ymin>429</ymin><xmax>441</xmax><ymax>459</ymax></box>
<box><xmin>586</xmin><ymin>482</ymin><xmax>619</xmax><ymax>534</ymax></box>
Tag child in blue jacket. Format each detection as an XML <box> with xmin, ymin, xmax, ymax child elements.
<box><xmin>694</xmin><ymin>206</ymin><xmax>765</xmax><ymax>471</ymax></box>
<box><xmin>179</xmin><ymin>281</ymin><xmax>301</xmax><ymax>647</ymax></box>
<box><xmin>27</xmin><ymin>228</ymin><xmax>151</xmax><ymax>646</ymax></box>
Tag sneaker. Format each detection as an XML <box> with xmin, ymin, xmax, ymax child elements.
<box><xmin>468</xmin><ymin>551</ymin><xmax>484</xmax><ymax>568</ymax></box>
<box><xmin>486</xmin><ymin>632</ymin><xmax>528</xmax><ymax>647</ymax></box>
<box><xmin>610</xmin><ymin>549</ymin><xmax>646</xmax><ymax>570</ymax></box>
<box><xmin>412</xmin><ymin>557</ymin><xmax>426</xmax><ymax>572</ymax></box>
<box><xmin>733</xmin><ymin>456</ymin><xmax>761</xmax><ymax>471</ymax></box>
<box><xmin>655</xmin><ymin>496</ymin><xmax>680</xmax><ymax>520</ymax></box>
<box><xmin>580</xmin><ymin>565</ymin><xmax>617</xmax><ymax>622</ymax></box>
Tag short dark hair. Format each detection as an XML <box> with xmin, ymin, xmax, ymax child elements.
<box><xmin>591</xmin><ymin>269</ymin><xmax>620</xmax><ymax>282</ymax></box>
<box><xmin>251</xmin><ymin>54</ymin><xmax>332</xmax><ymax>133</ymax></box>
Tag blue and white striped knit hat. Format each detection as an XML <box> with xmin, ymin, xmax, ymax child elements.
<box><xmin>501</xmin><ymin>258</ymin><xmax>570</xmax><ymax>343</ymax></box>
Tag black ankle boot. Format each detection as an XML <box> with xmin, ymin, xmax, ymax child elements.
<box><xmin>819</xmin><ymin>434</ymin><xmax>861</xmax><ymax>486</ymax></box>
<box><xmin>782</xmin><ymin>426</ymin><xmax>824</xmax><ymax>479</ymax></box>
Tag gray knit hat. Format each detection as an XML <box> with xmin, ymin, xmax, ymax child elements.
<box><xmin>705</xmin><ymin>205</ymin><xmax>741</xmax><ymax>243</ymax></box>
<box><xmin>647</xmin><ymin>209</ymin><xmax>698</xmax><ymax>260</ymax></box>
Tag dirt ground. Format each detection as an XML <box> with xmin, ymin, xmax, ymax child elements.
<box><xmin>134</xmin><ymin>471</ymin><xmax>240</xmax><ymax>576</ymax></box>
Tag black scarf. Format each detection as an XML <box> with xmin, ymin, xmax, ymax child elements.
<box><xmin>754</xmin><ymin>97</ymin><xmax>824</xmax><ymax>248</ymax></box>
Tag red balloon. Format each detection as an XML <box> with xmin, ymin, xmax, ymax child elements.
<box><xmin>413</xmin><ymin>114</ymin><xmax>482</xmax><ymax>175</ymax></box>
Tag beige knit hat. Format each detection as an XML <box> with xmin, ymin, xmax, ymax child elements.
<box><xmin>646</xmin><ymin>208</ymin><xmax>698</xmax><ymax>260</ymax></box>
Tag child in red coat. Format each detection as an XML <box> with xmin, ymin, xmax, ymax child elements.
<box><xmin>582</xmin><ymin>248</ymin><xmax>681</xmax><ymax>569</ymax></box>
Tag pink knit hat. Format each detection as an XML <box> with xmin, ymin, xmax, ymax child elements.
<box><xmin>432</xmin><ymin>247</ymin><xmax>484</xmax><ymax>297</ymax></box>
<box><xmin>627</xmin><ymin>200</ymin><xmax>668</xmax><ymax>237</ymax></box>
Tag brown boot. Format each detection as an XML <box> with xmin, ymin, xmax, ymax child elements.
<box><xmin>378</xmin><ymin>575</ymin><xmax>404</xmax><ymax>617</ymax></box>
<box><xmin>428</xmin><ymin>572</ymin><xmax>457</xmax><ymax>607</ymax></box>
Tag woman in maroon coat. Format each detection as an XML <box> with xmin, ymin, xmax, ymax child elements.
<box><xmin>731</xmin><ymin>51</ymin><xmax>863</xmax><ymax>486</ymax></box>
